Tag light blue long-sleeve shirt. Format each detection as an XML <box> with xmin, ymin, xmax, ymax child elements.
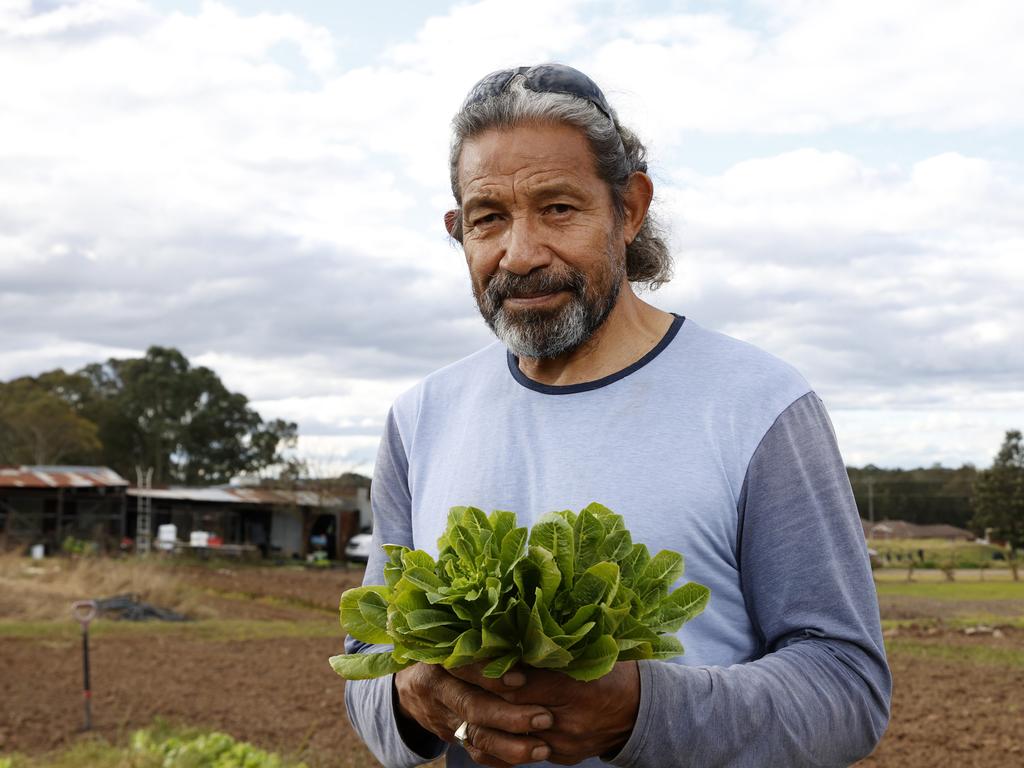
<box><xmin>344</xmin><ymin>316</ymin><xmax>891</xmax><ymax>767</ymax></box>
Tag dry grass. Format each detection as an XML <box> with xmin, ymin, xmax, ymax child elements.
<box><xmin>0</xmin><ymin>553</ymin><xmax>211</xmax><ymax>621</ymax></box>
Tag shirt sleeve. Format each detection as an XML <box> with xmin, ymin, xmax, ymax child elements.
<box><xmin>343</xmin><ymin>407</ymin><xmax>448</xmax><ymax>768</ymax></box>
<box><xmin>610</xmin><ymin>392</ymin><xmax>892</xmax><ymax>768</ymax></box>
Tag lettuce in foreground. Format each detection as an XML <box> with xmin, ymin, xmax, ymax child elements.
<box><xmin>329</xmin><ymin>503</ymin><xmax>709</xmax><ymax>682</ymax></box>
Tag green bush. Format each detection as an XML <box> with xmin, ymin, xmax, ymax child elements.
<box><xmin>60</xmin><ymin>536</ymin><xmax>102</xmax><ymax>557</ymax></box>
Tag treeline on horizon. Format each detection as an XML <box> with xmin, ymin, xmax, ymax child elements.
<box><xmin>0</xmin><ymin>346</ymin><xmax>1012</xmax><ymax>534</ymax></box>
<box><xmin>847</xmin><ymin>465</ymin><xmax>978</xmax><ymax>530</ymax></box>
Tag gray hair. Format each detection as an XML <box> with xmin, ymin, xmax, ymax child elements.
<box><xmin>448</xmin><ymin>76</ymin><xmax>673</xmax><ymax>290</ymax></box>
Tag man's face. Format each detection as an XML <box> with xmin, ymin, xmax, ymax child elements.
<box><xmin>454</xmin><ymin>122</ymin><xmax>627</xmax><ymax>360</ymax></box>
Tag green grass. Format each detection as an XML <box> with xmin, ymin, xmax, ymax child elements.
<box><xmin>0</xmin><ymin>739</ymin><xmax>129</xmax><ymax>768</ymax></box>
<box><xmin>870</xmin><ymin>536</ymin><xmax>1004</xmax><ymax>555</ymax></box>
<box><xmin>873</xmin><ymin>567</ymin><xmax>1018</xmax><ymax>582</ymax></box>
<box><xmin>873</xmin><ymin>579</ymin><xmax>1024</xmax><ymax>601</ymax></box>
<box><xmin>0</xmin><ymin>719</ymin><xmax>308</xmax><ymax>767</ymax></box>
<box><xmin>881</xmin><ymin>616</ymin><xmax>1024</xmax><ymax>631</ymax></box>
<box><xmin>870</xmin><ymin>537</ymin><xmax>1001</xmax><ymax>552</ymax></box>
<box><xmin>869</xmin><ymin>538</ymin><xmax>1016</xmax><ymax>570</ymax></box>
<box><xmin>886</xmin><ymin>638</ymin><xmax>1024</xmax><ymax>669</ymax></box>
<box><xmin>0</xmin><ymin>618</ymin><xmax>339</xmax><ymax>643</ymax></box>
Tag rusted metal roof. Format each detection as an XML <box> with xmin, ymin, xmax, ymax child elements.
<box><xmin>0</xmin><ymin>465</ymin><xmax>356</xmax><ymax>506</ymax></box>
<box><xmin>127</xmin><ymin>486</ymin><xmax>354</xmax><ymax>508</ymax></box>
<box><xmin>0</xmin><ymin>465</ymin><xmax>129</xmax><ymax>489</ymax></box>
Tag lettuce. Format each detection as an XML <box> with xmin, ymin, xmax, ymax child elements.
<box><xmin>329</xmin><ymin>503</ymin><xmax>709</xmax><ymax>682</ymax></box>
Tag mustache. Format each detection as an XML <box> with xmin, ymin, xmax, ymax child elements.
<box><xmin>483</xmin><ymin>268</ymin><xmax>587</xmax><ymax>305</ymax></box>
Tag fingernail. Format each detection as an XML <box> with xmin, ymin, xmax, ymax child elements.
<box><xmin>502</xmin><ymin>671</ymin><xmax>525</xmax><ymax>687</ymax></box>
<box><xmin>531</xmin><ymin>713</ymin><xmax>553</xmax><ymax>730</ymax></box>
<box><xmin>532</xmin><ymin>746</ymin><xmax>550</xmax><ymax>761</ymax></box>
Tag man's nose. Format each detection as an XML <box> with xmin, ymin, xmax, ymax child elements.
<box><xmin>498</xmin><ymin>214</ymin><xmax>553</xmax><ymax>275</ymax></box>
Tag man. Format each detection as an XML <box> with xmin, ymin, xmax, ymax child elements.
<box><xmin>344</xmin><ymin>64</ymin><xmax>891</xmax><ymax>767</ymax></box>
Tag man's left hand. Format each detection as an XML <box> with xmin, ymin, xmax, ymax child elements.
<box><xmin>449</xmin><ymin>660</ymin><xmax>640</xmax><ymax>765</ymax></box>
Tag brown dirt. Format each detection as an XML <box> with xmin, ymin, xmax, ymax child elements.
<box><xmin>860</xmin><ymin>628</ymin><xmax>1024</xmax><ymax>765</ymax></box>
<box><xmin>2</xmin><ymin>563</ymin><xmax>1022</xmax><ymax>766</ymax></box>
<box><xmin>877</xmin><ymin>592</ymin><xmax>1024</xmax><ymax>621</ymax></box>
<box><xmin>0</xmin><ymin>633</ymin><xmax>371</xmax><ymax>767</ymax></box>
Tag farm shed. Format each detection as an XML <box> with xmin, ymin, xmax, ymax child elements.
<box><xmin>127</xmin><ymin>483</ymin><xmax>370</xmax><ymax>560</ymax></box>
<box><xmin>0</xmin><ymin>465</ymin><xmax>129</xmax><ymax>553</ymax></box>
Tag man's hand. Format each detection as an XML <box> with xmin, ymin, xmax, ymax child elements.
<box><xmin>450</xmin><ymin>661</ymin><xmax>641</xmax><ymax>765</ymax></box>
<box><xmin>394</xmin><ymin>662</ymin><xmax>555</xmax><ymax>768</ymax></box>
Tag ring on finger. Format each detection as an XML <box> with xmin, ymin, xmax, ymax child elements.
<box><xmin>454</xmin><ymin>720</ymin><xmax>471</xmax><ymax>748</ymax></box>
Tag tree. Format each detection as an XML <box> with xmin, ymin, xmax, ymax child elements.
<box><xmin>0</xmin><ymin>378</ymin><xmax>102</xmax><ymax>464</ymax></box>
<box><xmin>35</xmin><ymin>346</ymin><xmax>297</xmax><ymax>486</ymax></box>
<box><xmin>971</xmin><ymin>430</ymin><xmax>1024</xmax><ymax>581</ymax></box>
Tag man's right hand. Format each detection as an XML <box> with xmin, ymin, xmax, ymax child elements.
<box><xmin>394</xmin><ymin>662</ymin><xmax>554</xmax><ymax>768</ymax></box>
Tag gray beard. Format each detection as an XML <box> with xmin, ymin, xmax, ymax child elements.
<box><xmin>493</xmin><ymin>298</ymin><xmax>595</xmax><ymax>360</ymax></box>
<box><xmin>475</xmin><ymin>255</ymin><xmax>625</xmax><ymax>360</ymax></box>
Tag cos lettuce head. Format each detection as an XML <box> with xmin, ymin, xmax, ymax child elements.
<box><xmin>329</xmin><ymin>503</ymin><xmax>709</xmax><ymax>682</ymax></box>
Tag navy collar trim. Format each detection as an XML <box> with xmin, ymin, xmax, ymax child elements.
<box><xmin>506</xmin><ymin>314</ymin><xmax>685</xmax><ymax>395</ymax></box>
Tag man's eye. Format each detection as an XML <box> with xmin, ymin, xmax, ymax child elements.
<box><xmin>473</xmin><ymin>213</ymin><xmax>501</xmax><ymax>226</ymax></box>
<box><xmin>546</xmin><ymin>204</ymin><xmax>573</xmax><ymax>215</ymax></box>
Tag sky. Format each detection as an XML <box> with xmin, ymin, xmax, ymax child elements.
<box><xmin>1</xmin><ymin>0</ymin><xmax>1022</xmax><ymax>475</ymax></box>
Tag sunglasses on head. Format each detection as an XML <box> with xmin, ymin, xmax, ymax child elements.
<box><xmin>462</xmin><ymin>63</ymin><xmax>614</xmax><ymax>121</ymax></box>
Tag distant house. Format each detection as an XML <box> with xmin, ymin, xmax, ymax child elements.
<box><xmin>0</xmin><ymin>465</ymin><xmax>129</xmax><ymax>553</ymax></box>
<box><xmin>861</xmin><ymin>518</ymin><xmax>975</xmax><ymax>541</ymax></box>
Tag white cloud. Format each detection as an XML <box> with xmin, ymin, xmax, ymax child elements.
<box><xmin>831</xmin><ymin>408</ymin><xmax>1017</xmax><ymax>470</ymax></box>
<box><xmin>385</xmin><ymin>0</ymin><xmax>589</xmax><ymax>73</ymax></box>
<box><xmin>1</xmin><ymin>0</ymin><xmax>1022</xmax><ymax>473</ymax></box>
<box><xmin>668</xmin><ymin>150</ymin><xmax>1020</xmax><ymax>243</ymax></box>
<box><xmin>656</xmin><ymin>148</ymin><xmax>1024</xmax><ymax>428</ymax></box>
<box><xmin>0</xmin><ymin>0</ymin><xmax>152</xmax><ymax>40</ymax></box>
<box><xmin>587</xmin><ymin>0</ymin><xmax>1024</xmax><ymax>138</ymax></box>
<box><xmin>291</xmin><ymin>434</ymin><xmax>382</xmax><ymax>477</ymax></box>
<box><xmin>0</xmin><ymin>339</ymin><xmax>144</xmax><ymax>380</ymax></box>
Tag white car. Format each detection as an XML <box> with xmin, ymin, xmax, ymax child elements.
<box><xmin>345</xmin><ymin>533</ymin><xmax>373</xmax><ymax>563</ymax></box>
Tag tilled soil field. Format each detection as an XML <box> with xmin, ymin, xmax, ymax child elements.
<box><xmin>0</xmin><ymin>632</ymin><xmax>367</xmax><ymax>767</ymax></box>
<box><xmin>2</xmin><ymin>563</ymin><xmax>1022</xmax><ymax>766</ymax></box>
<box><xmin>0</xmin><ymin>562</ymin><xmax>372</xmax><ymax>767</ymax></box>
<box><xmin>861</xmin><ymin>627</ymin><xmax>1024</xmax><ymax>765</ymax></box>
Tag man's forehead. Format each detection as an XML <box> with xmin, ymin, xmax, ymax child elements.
<box><xmin>456</xmin><ymin>122</ymin><xmax>599</xmax><ymax>198</ymax></box>
<box><xmin>461</xmin><ymin>173</ymin><xmax>592</xmax><ymax>209</ymax></box>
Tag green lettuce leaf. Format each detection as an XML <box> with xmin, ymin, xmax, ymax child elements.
<box><xmin>328</xmin><ymin>652</ymin><xmax>412</xmax><ymax>679</ymax></box>
<box><xmin>339</xmin><ymin>586</ymin><xmax>392</xmax><ymax>645</ymax></box>
<box><xmin>529</xmin><ymin>513</ymin><xmax>575</xmax><ymax>586</ymax></box>
<box><xmin>564</xmin><ymin>634</ymin><xmax>619</xmax><ymax>681</ymax></box>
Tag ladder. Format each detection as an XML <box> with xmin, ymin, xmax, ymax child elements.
<box><xmin>135</xmin><ymin>467</ymin><xmax>153</xmax><ymax>555</ymax></box>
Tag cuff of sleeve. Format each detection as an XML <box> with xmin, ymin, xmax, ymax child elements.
<box><xmin>605</xmin><ymin>660</ymin><xmax>656</xmax><ymax>768</ymax></box>
<box><xmin>390</xmin><ymin>673</ymin><xmax>447</xmax><ymax>762</ymax></box>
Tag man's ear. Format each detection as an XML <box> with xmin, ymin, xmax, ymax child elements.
<box><xmin>622</xmin><ymin>172</ymin><xmax>654</xmax><ymax>245</ymax></box>
<box><xmin>444</xmin><ymin>209</ymin><xmax>461</xmax><ymax>239</ymax></box>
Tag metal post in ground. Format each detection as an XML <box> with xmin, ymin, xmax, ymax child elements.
<box><xmin>71</xmin><ymin>600</ymin><xmax>98</xmax><ymax>731</ymax></box>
